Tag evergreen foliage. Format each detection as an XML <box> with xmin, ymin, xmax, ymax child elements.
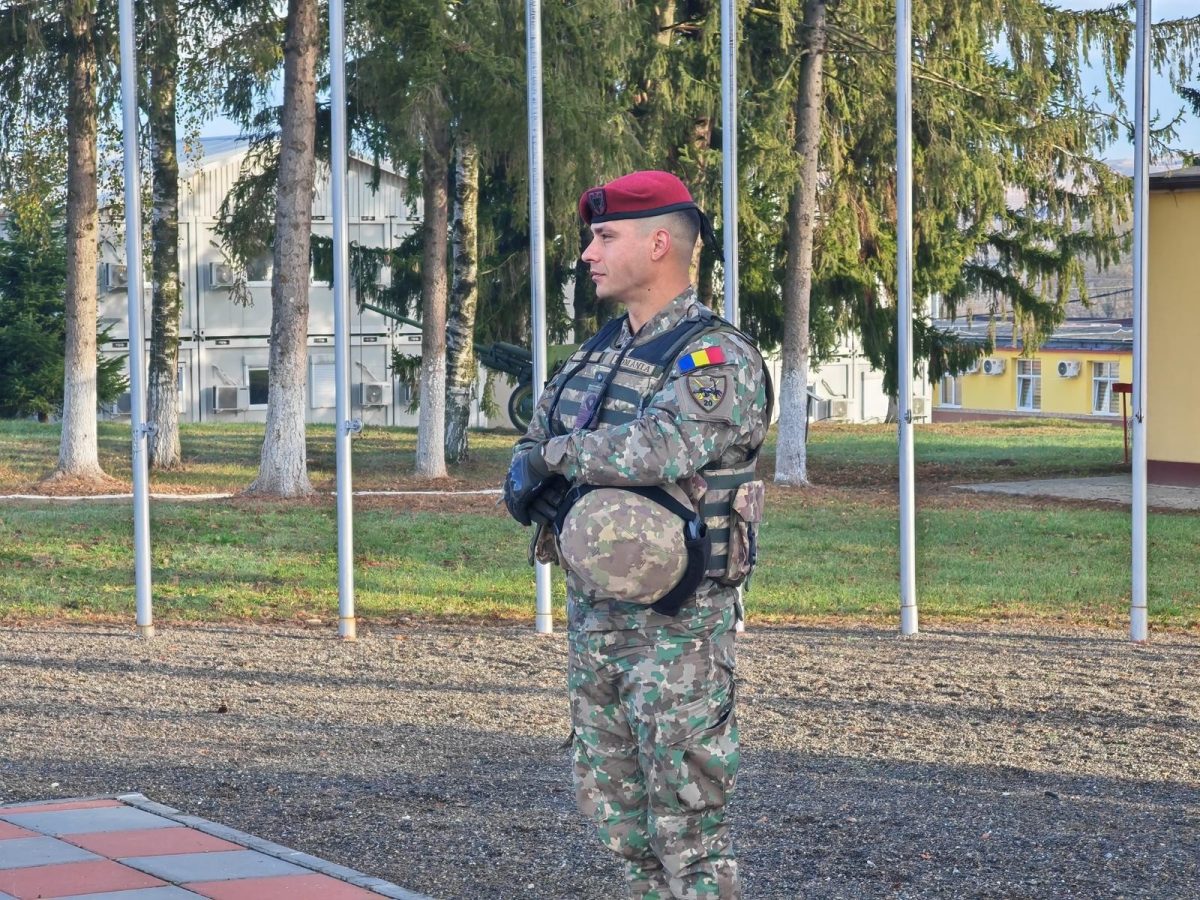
<box><xmin>0</xmin><ymin>144</ymin><xmax>125</xmax><ymax>420</ymax></box>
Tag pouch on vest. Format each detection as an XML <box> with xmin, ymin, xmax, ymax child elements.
<box><xmin>721</xmin><ymin>479</ymin><xmax>764</xmax><ymax>586</ymax></box>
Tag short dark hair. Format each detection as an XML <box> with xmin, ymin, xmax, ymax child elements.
<box><xmin>667</xmin><ymin>209</ymin><xmax>701</xmax><ymax>251</ymax></box>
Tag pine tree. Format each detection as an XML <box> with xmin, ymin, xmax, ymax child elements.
<box><xmin>742</xmin><ymin>1</ymin><xmax>1200</xmax><ymax>485</ymax></box>
<box><xmin>145</xmin><ymin>0</ymin><xmax>184</xmax><ymax>469</ymax></box>
<box><xmin>0</xmin><ymin>0</ymin><xmax>122</xmax><ymax>484</ymax></box>
<box><xmin>0</xmin><ymin>133</ymin><xmax>125</xmax><ymax>421</ymax></box>
<box><xmin>445</xmin><ymin>140</ymin><xmax>479</xmax><ymax>463</ymax></box>
<box><xmin>245</xmin><ymin>0</ymin><xmax>319</xmax><ymax>497</ymax></box>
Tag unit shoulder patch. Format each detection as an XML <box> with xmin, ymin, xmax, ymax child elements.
<box><xmin>688</xmin><ymin>374</ymin><xmax>727</xmax><ymax>412</ymax></box>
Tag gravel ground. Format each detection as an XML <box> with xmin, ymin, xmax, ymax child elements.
<box><xmin>1</xmin><ymin>621</ymin><xmax>1197</xmax><ymax>899</ymax></box>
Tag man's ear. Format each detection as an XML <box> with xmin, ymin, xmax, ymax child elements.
<box><xmin>649</xmin><ymin>226</ymin><xmax>672</xmax><ymax>262</ymax></box>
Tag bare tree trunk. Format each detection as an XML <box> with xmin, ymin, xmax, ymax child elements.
<box><xmin>247</xmin><ymin>0</ymin><xmax>317</xmax><ymax>497</ymax></box>
<box><xmin>415</xmin><ymin>116</ymin><xmax>450</xmax><ymax>479</ymax></box>
<box><xmin>775</xmin><ymin>0</ymin><xmax>828</xmax><ymax>487</ymax></box>
<box><xmin>444</xmin><ymin>139</ymin><xmax>479</xmax><ymax>464</ymax></box>
<box><xmin>52</xmin><ymin>0</ymin><xmax>107</xmax><ymax>484</ymax></box>
<box><xmin>147</xmin><ymin>0</ymin><xmax>182</xmax><ymax>469</ymax></box>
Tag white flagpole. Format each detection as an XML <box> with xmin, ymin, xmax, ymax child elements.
<box><xmin>117</xmin><ymin>0</ymin><xmax>154</xmax><ymax>638</ymax></box>
<box><xmin>1130</xmin><ymin>0</ymin><xmax>1151</xmax><ymax>642</ymax></box>
<box><xmin>720</xmin><ymin>0</ymin><xmax>739</xmax><ymax>326</ymax></box>
<box><xmin>527</xmin><ymin>0</ymin><xmax>553</xmax><ymax>634</ymax></box>
<box><xmin>721</xmin><ymin>0</ymin><xmax>747</xmax><ymax>633</ymax></box>
<box><xmin>896</xmin><ymin>0</ymin><xmax>918</xmax><ymax>635</ymax></box>
<box><xmin>330</xmin><ymin>0</ymin><xmax>357</xmax><ymax>640</ymax></box>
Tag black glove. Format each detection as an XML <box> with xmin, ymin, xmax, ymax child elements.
<box><xmin>527</xmin><ymin>474</ymin><xmax>569</xmax><ymax>528</ymax></box>
<box><xmin>503</xmin><ymin>447</ymin><xmax>553</xmax><ymax>526</ymax></box>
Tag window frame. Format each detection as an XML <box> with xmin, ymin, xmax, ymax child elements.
<box><xmin>939</xmin><ymin>373</ymin><xmax>962</xmax><ymax>407</ymax></box>
<box><xmin>1016</xmin><ymin>358</ymin><xmax>1041</xmax><ymax>411</ymax></box>
<box><xmin>244</xmin><ymin>253</ymin><xmax>273</xmax><ymax>286</ymax></box>
<box><xmin>1091</xmin><ymin>361</ymin><xmax>1120</xmax><ymax>416</ymax></box>
<box><xmin>246</xmin><ymin>365</ymin><xmax>270</xmax><ymax>408</ymax></box>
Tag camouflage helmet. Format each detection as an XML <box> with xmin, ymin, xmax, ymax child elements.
<box><xmin>558</xmin><ymin>488</ymin><xmax>689</xmax><ymax>604</ymax></box>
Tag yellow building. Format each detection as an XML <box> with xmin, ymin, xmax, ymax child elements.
<box><xmin>931</xmin><ymin>319</ymin><xmax>1132</xmax><ymax>424</ymax></box>
<box><xmin>1148</xmin><ymin>166</ymin><xmax>1200</xmax><ymax>485</ymax></box>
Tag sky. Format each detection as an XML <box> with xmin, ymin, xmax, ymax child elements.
<box><xmin>198</xmin><ymin>1</ymin><xmax>1200</xmax><ymax>168</ymax></box>
<box><xmin>1061</xmin><ymin>0</ymin><xmax>1200</xmax><ymax>170</ymax></box>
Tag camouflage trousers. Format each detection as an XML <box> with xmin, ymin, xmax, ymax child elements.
<box><xmin>568</xmin><ymin>607</ymin><xmax>740</xmax><ymax>900</ymax></box>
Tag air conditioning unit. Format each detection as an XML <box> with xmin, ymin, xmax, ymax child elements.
<box><xmin>208</xmin><ymin>261</ymin><xmax>237</xmax><ymax>288</ymax></box>
<box><xmin>982</xmin><ymin>358</ymin><xmax>1006</xmax><ymax>376</ymax></box>
<box><xmin>1057</xmin><ymin>360</ymin><xmax>1081</xmax><ymax>378</ymax></box>
<box><xmin>211</xmin><ymin>385</ymin><xmax>249</xmax><ymax>412</ymax></box>
<box><xmin>962</xmin><ymin>360</ymin><xmax>980</xmax><ymax>375</ymax></box>
<box><xmin>112</xmin><ymin>391</ymin><xmax>132</xmax><ymax>415</ymax></box>
<box><xmin>828</xmin><ymin>398</ymin><xmax>851</xmax><ymax>420</ymax></box>
<box><xmin>911</xmin><ymin>397</ymin><xmax>928</xmax><ymax>417</ymax></box>
<box><xmin>358</xmin><ymin>381</ymin><xmax>392</xmax><ymax>407</ymax></box>
<box><xmin>102</xmin><ymin>263</ymin><xmax>129</xmax><ymax>292</ymax></box>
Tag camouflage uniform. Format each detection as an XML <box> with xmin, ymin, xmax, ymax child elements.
<box><xmin>516</xmin><ymin>287</ymin><xmax>768</xmax><ymax>900</ymax></box>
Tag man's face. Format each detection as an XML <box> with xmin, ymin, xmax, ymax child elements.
<box><xmin>580</xmin><ymin>220</ymin><xmax>654</xmax><ymax>303</ymax></box>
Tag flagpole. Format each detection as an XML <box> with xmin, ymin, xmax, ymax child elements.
<box><xmin>330</xmin><ymin>0</ymin><xmax>358</xmax><ymax>640</ymax></box>
<box><xmin>1130</xmin><ymin>0</ymin><xmax>1151</xmax><ymax>642</ymax></box>
<box><xmin>895</xmin><ymin>0</ymin><xmax>918</xmax><ymax>635</ymax></box>
<box><xmin>720</xmin><ymin>0</ymin><xmax>739</xmax><ymax>326</ymax></box>
<box><xmin>117</xmin><ymin>0</ymin><xmax>154</xmax><ymax>638</ymax></box>
<box><xmin>527</xmin><ymin>0</ymin><xmax>553</xmax><ymax>634</ymax></box>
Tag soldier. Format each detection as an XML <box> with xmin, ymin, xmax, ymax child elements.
<box><xmin>503</xmin><ymin>170</ymin><xmax>770</xmax><ymax>900</ymax></box>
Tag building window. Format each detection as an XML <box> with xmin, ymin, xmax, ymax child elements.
<box><xmin>1016</xmin><ymin>359</ymin><xmax>1041</xmax><ymax>411</ymax></box>
<box><xmin>1092</xmin><ymin>361</ymin><xmax>1120</xmax><ymax>415</ymax></box>
<box><xmin>939</xmin><ymin>373</ymin><xmax>962</xmax><ymax>407</ymax></box>
<box><xmin>310</xmin><ymin>357</ymin><xmax>336</xmax><ymax>409</ymax></box>
<box><xmin>248</xmin><ymin>367</ymin><xmax>270</xmax><ymax>407</ymax></box>
<box><xmin>245</xmin><ymin>253</ymin><xmax>273</xmax><ymax>285</ymax></box>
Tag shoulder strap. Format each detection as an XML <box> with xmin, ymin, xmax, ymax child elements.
<box><xmin>579</xmin><ymin>314</ymin><xmax>626</xmax><ymax>353</ymax></box>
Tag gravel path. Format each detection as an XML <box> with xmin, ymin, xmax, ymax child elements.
<box><xmin>1</xmin><ymin>621</ymin><xmax>1197</xmax><ymax>899</ymax></box>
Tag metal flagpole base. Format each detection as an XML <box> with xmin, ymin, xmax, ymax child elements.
<box><xmin>900</xmin><ymin>605</ymin><xmax>919</xmax><ymax>636</ymax></box>
<box><xmin>339</xmin><ymin>617</ymin><xmax>357</xmax><ymax>641</ymax></box>
<box><xmin>137</xmin><ymin>624</ymin><xmax>155</xmax><ymax>639</ymax></box>
<box><xmin>1130</xmin><ymin>607</ymin><xmax>1148</xmax><ymax>643</ymax></box>
<box><xmin>534</xmin><ymin>562</ymin><xmax>553</xmax><ymax>634</ymax></box>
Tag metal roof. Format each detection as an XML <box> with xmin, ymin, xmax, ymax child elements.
<box><xmin>934</xmin><ymin>316</ymin><xmax>1132</xmax><ymax>353</ymax></box>
<box><xmin>1149</xmin><ymin>166</ymin><xmax>1200</xmax><ymax>192</ymax></box>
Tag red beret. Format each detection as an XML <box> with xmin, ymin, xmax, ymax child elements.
<box><xmin>578</xmin><ymin>170</ymin><xmax>699</xmax><ymax>225</ymax></box>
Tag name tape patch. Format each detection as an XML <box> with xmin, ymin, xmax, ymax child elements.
<box><xmin>677</xmin><ymin>345</ymin><xmax>727</xmax><ymax>374</ymax></box>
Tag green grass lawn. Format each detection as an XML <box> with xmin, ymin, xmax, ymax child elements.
<box><xmin>0</xmin><ymin>417</ymin><xmax>1127</xmax><ymax>492</ymax></box>
<box><xmin>2</xmin><ymin>416</ymin><xmax>1192</xmax><ymax>629</ymax></box>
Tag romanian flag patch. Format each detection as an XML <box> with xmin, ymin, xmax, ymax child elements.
<box><xmin>677</xmin><ymin>345</ymin><xmax>727</xmax><ymax>374</ymax></box>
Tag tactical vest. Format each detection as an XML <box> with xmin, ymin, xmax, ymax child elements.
<box><xmin>545</xmin><ymin>306</ymin><xmax>771</xmax><ymax>585</ymax></box>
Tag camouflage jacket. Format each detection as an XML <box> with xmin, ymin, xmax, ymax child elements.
<box><xmin>516</xmin><ymin>286</ymin><xmax>769</xmax><ymax>632</ymax></box>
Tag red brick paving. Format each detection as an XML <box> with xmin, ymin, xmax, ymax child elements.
<box><xmin>0</xmin><ymin>823</ymin><xmax>36</xmax><ymax>841</ymax></box>
<box><xmin>186</xmin><ymin>872</ymin><xmax>389</xmax><ymax>899</ymax></box>
<box><xmin>0</xmin><ymin>858</ymin><xmax>165</xmax><ymax>899</ymax></box>
<box><xmin>63</xmin><ymin>826</ymin><xmax>243</xmax><ymax>859</ymax></box>
<box><xmin>0</xmin><ymin>795</ymin><xmax>413</xmax><ymax>898</ymax></box>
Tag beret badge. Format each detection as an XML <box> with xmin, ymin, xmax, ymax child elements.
<box><xmin>587</xmin><ymin>189</ymin><xmax>607</xmax><ymax>217</ymax></box>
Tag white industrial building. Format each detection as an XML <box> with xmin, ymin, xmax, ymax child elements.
<box><xmin>97</xmin><ymin>138</ymin><xmax>476</xmax><ymax>428</ymax></box>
